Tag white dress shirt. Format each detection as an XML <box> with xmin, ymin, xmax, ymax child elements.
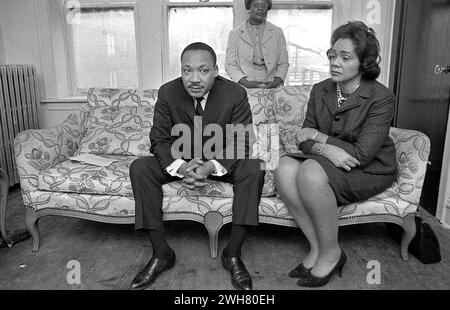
<box><xmin>165</xmin><ymin>93</ymin><xmax>228</xmax><ymax>178</ymax></box>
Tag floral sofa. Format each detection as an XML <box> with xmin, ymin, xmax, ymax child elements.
<box><xmin>14</xmin><ymin>86</ymin><xmax>430</xmax><ymax>260</ymax></box>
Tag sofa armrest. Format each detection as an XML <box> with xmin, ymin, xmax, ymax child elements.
<box><xmin>14</xmin><ymin>109</ymin><xmax>88</xmax><ymax>193</ymax></box>
<box><xmin>389</xmin><ymin>127</ymin><xmax>431</xmax><ymax>205</ymax></box>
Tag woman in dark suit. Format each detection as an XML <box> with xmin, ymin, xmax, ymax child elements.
<box><xmin>274</xmin><ymin>21</ymin><xmax>397</xmax><ymax>287</ymax></box>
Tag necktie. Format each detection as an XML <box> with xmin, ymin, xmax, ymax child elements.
<box><xmin>195</xmin><ymin>97</ymin><xmax>204</xmax><ymax>116</ymax></box>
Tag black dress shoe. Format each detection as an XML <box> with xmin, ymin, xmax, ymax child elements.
<box><xmin>288</xmin><ymin>262</ymin><xmax>312</xmax><ymax>278</ymax></box>
<box><xmin>130</xmin><ymin>249</ymin><xmax>176</xmax><ymax>290</ymax></box>
<box><xmin>221</xmin><ymin>251</ymin><xmax>252</xmax><ymax>290</ymax></box>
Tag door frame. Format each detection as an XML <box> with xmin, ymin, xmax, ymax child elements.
<box><xmin>390</xmin><ymin>0</ymin><xmax>450</xmax><ymax>224</ymax></box>
<box><xmin>437</xmin><ymin>104</ymin><xmax>450</xmax><ymax>228</ymax></box>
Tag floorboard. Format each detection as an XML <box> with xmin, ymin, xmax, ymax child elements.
<box><xmin>1</xmin><ymin>185</ymin><xmax>450</xmax><ymax>290</ymax></box>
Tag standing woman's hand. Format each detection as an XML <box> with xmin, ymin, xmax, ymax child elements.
<box><xmin>265</xmin><ymin>77</ymin><xmax>284</xmax><ymax>89</ymax></box>
<box><xmin>238</xmin><ymin>77</ymin><xmax>262</xmax><ymax>89</ymax></box>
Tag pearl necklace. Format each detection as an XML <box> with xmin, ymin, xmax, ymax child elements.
<box><xmin>336</xmin><ymin>82</ymin><xmax>360</xmax><ymax>108</ymax></box>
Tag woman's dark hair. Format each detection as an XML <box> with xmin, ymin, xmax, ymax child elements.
<box><xmin>181</xmin><ymin>42</ymin><xmax>217</xmax><ymax>65</ymax></box>
<box><xmin>331</xmin><ymin>21</ymin><xmax>381</xmax><ymax>80</ymax></box>
<box><xmin>245</xmin><ymin>0</ymin><xmax>272</xmax><ymax>10</ymax></box>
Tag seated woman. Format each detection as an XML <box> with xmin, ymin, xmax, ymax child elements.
<box><xmin>274</xmin><ymin>21</ymin><xmax>397</xmax><ymax>287</ymax></box>
<box><xmin>225</xmin><ymin>0</ymin><xmax>289</xmax><ymax>89</ymax></box>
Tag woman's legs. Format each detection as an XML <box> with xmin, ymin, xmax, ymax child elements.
<box><xmin>274</xmin><ymin>157</ymin><xmax>319</xmax><ymax>268</ymax></box>
<box><xmin>297</xmin><ymin>160</ymin><xmax>341</xmax><ymax>277</ymax></box>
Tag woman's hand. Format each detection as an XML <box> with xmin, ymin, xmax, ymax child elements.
<box><xmin>238</xmin><ymin>78</ymin><xmax>262</xmax><ymax>89</ymax></box>
<box><xmin>265</xmin><ymin>77</ymin><xmax>284</xmax><ymax>89</ymax></box>
<box><xmin>296</xmin><ymin>128</ymin><xmax>318</xmax><ymax>144</ymax></box>
<box><xmin>322</xmin><ymin>144</ymin><xmax>360</xmax><ymax>171</ymax></box>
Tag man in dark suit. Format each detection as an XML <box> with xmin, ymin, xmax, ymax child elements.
<box><xmin>129</xmin><ymin>42</ymin><xmax>265</xmax><ymax>290</ymax></box>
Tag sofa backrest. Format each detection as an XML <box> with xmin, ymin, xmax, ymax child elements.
<box><xmin>82</xmin><ymin>87</ymin><xmax>430</xmax><ymax>205</ymax></box>
<box><xmin>246</xmin><ymin>86</ymin><xmax>312</xmax><ymax>156</ymax></box>
<box><xmin>86</xmin><ymin>88</ymin><xmax>158</xmax><ymax>108</ymax></box>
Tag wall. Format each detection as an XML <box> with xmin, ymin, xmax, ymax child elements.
<box><xmin>0</xmin><ymin>0</ymin><xmax>43</xmax><ymax>88</ymax></box>
<box><xmin>0</xmin><ymin>20</ymin><xmax>5</xmax><ymax>64</ymax></box>
<box><xmin>0</xmin><ymin>0</ymin><xmax>47</xmax><ymax>126</ymax></box>
<box><xmin>1</xmin><ymin>0</ymin><xmax>397</xmax><ymax>129</ymax></box>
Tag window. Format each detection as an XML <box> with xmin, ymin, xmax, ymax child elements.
<box><xmin>58</xmin><ymin>0</ymin><xmax>333</xmax><ymax>96</ymax></box>
<box><xmin>165</xmin><ymin>1</ymin><xmax>233</xmax><ymax>81</ymax></box>
<box><xmin>268</xmin><ymin>7</ymin><xmax>332</xmax><ymax>86</ymax></box>
<box><xmin>66</xmin><ymin>4</ymin><xmax>138</xmax><ymax>94</ymax></box>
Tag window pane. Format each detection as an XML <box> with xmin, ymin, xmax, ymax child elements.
<box><xmin>169</xmin><ymin>0</ymin><xmax>232</xmax><ymax>2</ymax></box>
<box><xmin>273</xmin><ymin>0</ymin><xmax>330</xmax><ymax>2</ymax></box>
<box><xmin>167</xmin><ymin>7</ymin><xmax>233</xmax><ymax>81</ymax></box>
<box><xmin>268</xmin><ymin>9</ymin><xmax>332</xmax><ymax>86</ymax></box>
<box><xmin>70</xmin><ymin>7</ymin><xmax>138</xmax><ymax>90</ymax></box>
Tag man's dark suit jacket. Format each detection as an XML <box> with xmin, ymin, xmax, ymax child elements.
<box><xmin>299</xmin><ymin>78</ymin><xmax>397</xmax><ymax>175</ymax></box>
<box><xmin>150</xmin><ymin>75</ymin><xmax>253</xmax><ymax>171</ymax></box>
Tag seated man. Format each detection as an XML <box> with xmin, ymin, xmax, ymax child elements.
<box><xmin>129</xmin><ymin>42</ymin><xmax>265</xmax><ymax>290</ymax></box>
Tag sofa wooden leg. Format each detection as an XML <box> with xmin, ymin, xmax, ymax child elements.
<box><xmin>25</xmin><ymin>207</ymin><xmax>40</xmax><ymax>252</ymax></box>
<box><xmin>204</xmin><ymin>211</ymin><xmax>223</xmax><ymax>259</ymax></box>
<box><xmin>400</xmin><ymin>215</ymin><xmax>417</xmax><ymax>261</ymax></box>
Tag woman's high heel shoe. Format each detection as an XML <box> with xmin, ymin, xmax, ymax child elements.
<box><xmin>288</xmin><ymin>263</ymin><xmax>313</xmax><ymax>278</ymax></box>
<box><xmin>296</xmin><ymin>250</ymin><xmax>347</xmax><ymax>287</ymax></box>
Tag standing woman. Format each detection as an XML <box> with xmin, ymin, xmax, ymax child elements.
<box><xmin>225</xmin><ymin>0</ymin><xmax>289</xmax><ymax>89</ymax></box>
<box><xmin>274</xmin><ymin>21</ymin><xmax>397</xmax><ymax>287</ymax></box>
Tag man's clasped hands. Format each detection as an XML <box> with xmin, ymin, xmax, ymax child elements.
<box><xmin>177</xmin><ymin>159</ymin><xmax>215</xmax><ymax>190</ymax></box>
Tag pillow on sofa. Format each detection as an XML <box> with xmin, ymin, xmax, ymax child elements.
<box><xmin>272</xmin><ymin>86</ymin><xmax>311</xmax><ymax>153</ymax></box>
<box><xmin>246</xmin><ymin>88</ymin><xmax>276</xmax><ymax>125</ymax></box>
<box><xmin>77</xmin><ymin>106</ymin><xmax>154</xmax><ymax>156</ymax></box>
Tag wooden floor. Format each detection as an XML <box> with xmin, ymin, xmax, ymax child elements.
<box><xmin>1</xmin><ymin>185</ymin><xmax>450</xmax><ymax>290</ymax></box>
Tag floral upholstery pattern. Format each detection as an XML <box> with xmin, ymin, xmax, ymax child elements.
<box><xmin>247</xmin><ymin>88</ymin><xmax>275</xmax><ymax>125</ymax></box>
<box><xmin>271</xmin><ymin>86</ymin><xmax>312</xmax><ymax>153</ymax></box>
<box><xmin>14</xmin><ymin>86</ymin><xmax>430</xmax><ymax>256</ymax></box>
<box><xmin>38</xmin><ymin>155</ymin><xmax>137</xmax><ymax>196</ymax></box>
<box><xmin>87</xmin><ymin>88</ymin><xmax>158</xmax><ymax>108</ymax></box>
<box><xmin>389</xmin><ymin>128</ymin><xmax>430</xmax><ymax>205</ymax></box>
<box><xmin>14</xmin><ymin>108</ymin><xmax>89</xmax><ymax>192</ymax></box>
<box><xmin>78</xmin><ymin>106</ymin><xmax>154</xmax><ymax>156</ymax></box>
<box><xmin>37</xmin><ymin>154</ymin><xmax>276</xmax><ymax>198</ymax></box>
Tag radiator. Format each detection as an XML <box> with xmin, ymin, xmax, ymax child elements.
<box><xmin>0</xmin><ymin>65</ymin><xmax>40</xmax><ymax>186</ymax></box>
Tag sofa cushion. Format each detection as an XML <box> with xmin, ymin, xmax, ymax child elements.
<box><xmin>78</xmin><ymin>106</ymin><xmax>154</xmax><ymax>156</ymax></box>
<box><xmin>39</xmin><ymin>155</ymin><xmax>137</xmax><ymax>196</ymax></box>
<box><xmin>246</xmin><ymin>88</ymin><xmax>276</xmax><ymax>125</ymax></box>
<box><xmin>38</xmin><ymin>156</ymin><xmax>276</xmax><ymax>198</ymax></box>
<box><xmin>87</xmin><ymin>88</ymin><xmax>158</xmax><ymax>108</ymax></box>
<box><xmin>272</xmin><ymin>86</ymin><xmax>311</xmax><ymax>153</ymax></box>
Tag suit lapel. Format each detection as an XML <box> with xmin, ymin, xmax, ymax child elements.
<box><xmin>337</xmin><ymin>79</ymin><xmax>372</xmax><ymax>114</ymax></box>
<box><xmin>239</xmin><ymin>23</ymin><xmax>253</xmax><ymax>46</ymax></box>
<box><xmin>176</xmin><ymin>87</ymin><xmax>195</xmax><ymax>124</ymax></box>
<box><xmin>202</xmin><ymin>80</ymin><xmax>220</xmax><ymax>125</ymax></box>
<box><xmin>261</xmin><ymin>22</ymin><xmax>274</xmax><ymax>45</ymax></box>
<box><xmin>322</xmin><ymin>81</ymin><xmax>338</xmax><ymax>116</ymax></box>
<box><xmin>336</xmin><ymin>93</ymin><xmax>360</xmax><ymax>114</ymax></box>
<box><xmin>323</xmin><ymin>79</ymin><xmax>373</xmax><ymax>115</ymax></box>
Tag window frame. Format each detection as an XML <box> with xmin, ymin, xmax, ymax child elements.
<box><xmin>63</xmin><ymin>0</ymin><xmax>141</xmax><ymax>95</ymax></box>
<box><xmin>269</xmin><ymin>1</ymin><xmax>333</xmax><ymax>86</ymax></box>
<box><xmin>162</xmin><ymin>0</ymin><xmax>236</xmax><ymax>82</ymax></box>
